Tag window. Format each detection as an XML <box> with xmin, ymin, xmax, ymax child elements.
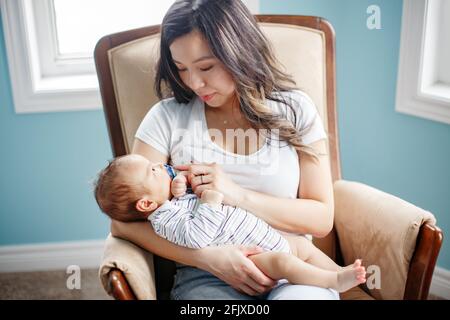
<box><xmin>396</xmin><ymin>0</ymin><xmax>450</xmax><ymax>125</ymax></box>
<box><xmin>0</xmin><ymin>0</ymin><xmax>260</xmax><ymax>113</ymax></box>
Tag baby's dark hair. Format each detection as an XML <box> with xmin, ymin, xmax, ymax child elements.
<box><xmin>94</xmin><ymin>156</ymin><xmax>150</xmax><ymax>222</ymax></box>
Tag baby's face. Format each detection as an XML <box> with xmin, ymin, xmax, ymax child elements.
<box><xmin>119</xmin><ymin>154</ymin><xmax>172</xmax><ymax>203</ymax></box>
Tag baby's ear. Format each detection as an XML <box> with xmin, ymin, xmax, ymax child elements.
<box><xmin>135</xmin><ymin>198</ymin><xmax>158</xmax><ymax>213</ymax></box>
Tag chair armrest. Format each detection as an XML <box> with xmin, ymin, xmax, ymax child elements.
<box><xmin>333</xmin><ymin>180</ymin><xmax>436</xmax><ymax>300</ymax></box>
<box><xmin>99</xmin><ymin>233</ymin><xmax>156</xmax><ymax>300</ymax></box>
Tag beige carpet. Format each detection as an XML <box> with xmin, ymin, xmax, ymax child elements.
<box><xmin>0</xmin><ymin>269</ymin><xmax>112</xmax><ymax>300</ymax></box>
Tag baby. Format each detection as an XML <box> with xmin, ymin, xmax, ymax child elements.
<box><xmin>94</xmin><ymin>154</ymin><xmax>366</xmax><ymax>293</ymax></box>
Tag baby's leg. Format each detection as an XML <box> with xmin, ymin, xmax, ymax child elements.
<box><xmin>248</xmin><ymin>251</ymin><xmax>365</xmax><ymax>292</ymax></box>
<box><xmin>284</xmin><ymin>236</ymin><xmax>366</xmax><ymax>292</ymax></box>
<box><xmin>248</xmin><ymin>252</ymin><xmax>336</xmax><ymax>289</ymax></box>
<box><xmin>285</xmin><ymin>235</ymin><xmax>339</xmax><ymax>271</ymax></box>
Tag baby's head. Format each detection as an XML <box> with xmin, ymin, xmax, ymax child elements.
<box><xmin>94</xmin><ymin>154</ymin><xmax>172</xmax><ymax>222</ymax></box>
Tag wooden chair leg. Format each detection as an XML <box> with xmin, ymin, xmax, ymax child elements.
<box><xmin>107</xmin><ymin>269</ymin><xmax>137</xmax><ymax>300</ymax></box>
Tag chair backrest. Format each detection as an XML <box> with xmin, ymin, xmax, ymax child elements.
<box><xmin>95</xmin><ymin>15</ymin><xmax>341</xmax><ymax>298</ymax></box>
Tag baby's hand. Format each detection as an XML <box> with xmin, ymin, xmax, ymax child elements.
<box><xmin>171</xmin><ymin>175</ymin><xmax>187</xmax><ymax>198</ymax></box>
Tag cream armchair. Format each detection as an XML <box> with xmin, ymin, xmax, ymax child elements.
<box><xmin>94</xmin><ymin>15</ymin><xmax>443</xmax><ymax>300</ymax></box>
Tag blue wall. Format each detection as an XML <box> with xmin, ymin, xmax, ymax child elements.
<box><xmin>0</xmin><ymin>0</ymin><xmax>449</xmax><ymax>269</ymax></box>
<box><xmin>261</xmin><ymin>0</ymin><xmax>450</xmax><ymax>268</ymax></box>
<box><xmin>0</xmin><ymin>14</ymin><xmax>111</xmax><ymax>244</ymax></box>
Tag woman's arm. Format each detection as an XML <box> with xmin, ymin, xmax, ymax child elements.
<box><xmin>111</xmin><ymin>218</ymin><xmax>201</xmax><ymax>265</ymax></box>
<box><xmin>132</xmin><ymin>138</ymin><xmax>169</xmax><ymax>163</ymax></box>
<box><xmin>180</xmin><ymin>140</ymin><xmax>334</xmax><ymax>237</ymax></box>
<box><xmin>240</xmin><ymin>139</ymin><xmax>334</xmax><ymax>237</ymax></box>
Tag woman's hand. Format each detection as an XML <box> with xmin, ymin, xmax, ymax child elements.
<box><xmin>174</xmin><ymin>163</ymin><xmax>243</xmax><ymax>206</ymax></box>
<box><xmin>195</xmin><ymin>245</ymin><xmax>277</xmax><ymax>296</ymax></box>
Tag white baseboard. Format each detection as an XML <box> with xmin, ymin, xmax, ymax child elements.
<box><xmin>430</xmin><ymin>266</ymin><xmax>450</xmax><ymax>300</ymax></box>
<box><xmin>0</xmin><ymin>240</ymin><xmax>105</xmax><ymax>273</ymax></box>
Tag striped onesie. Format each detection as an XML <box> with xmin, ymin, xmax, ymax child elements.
<box><xmin>148</xmin><ymin>193</ymin><xmax>290</xmax><ymax>253</ymax></box>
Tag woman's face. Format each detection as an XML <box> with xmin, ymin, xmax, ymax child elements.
<box><xmin>169</xmin><ymin>30</ymin><xmax>236</xmax><ymax>108</ymax></box>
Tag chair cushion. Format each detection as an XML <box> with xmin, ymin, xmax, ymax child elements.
<box><xmin>259</xmin><ymin>23</ymin><xmax>327</xmax><ymax>124</ymax></box>
<box><xmin>108</xmin><ymin>34</ymin><xmax>161</xmax><ymax>152</ymax></box>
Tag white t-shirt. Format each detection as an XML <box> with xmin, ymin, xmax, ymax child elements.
<box><xmin>135</xmin><ymin>90</ymin><xmax>327</xmax><ymax>200</ymax></box>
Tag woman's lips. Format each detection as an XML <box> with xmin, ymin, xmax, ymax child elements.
<box><xmin>200</xmin><ymin>93</ymin><xmax>215</xmax><ymax>102</ymax></box>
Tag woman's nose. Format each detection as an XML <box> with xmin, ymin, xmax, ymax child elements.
<box><xmin>188</xmin><ymin>72</ymin><xmax>205</xmax><ymax>90</ymax></box>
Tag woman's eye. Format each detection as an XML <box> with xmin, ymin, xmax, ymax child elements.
<box><xmin>177</xmin><ymin>66</ymin><xmax>213</xmax><ymax>72</ymax></box>
<box><xmin>152</xmin><ymin>168</ymin><xmax>156</xmax><ymax>172</ymax></box>
<box><xmin>200</xmin><ymin>66</ymin><xmax>213</xmax><ymax>72</ymax></box>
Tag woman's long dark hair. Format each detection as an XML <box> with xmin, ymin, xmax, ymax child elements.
<box><xmin>155</xmin><ymin>0</ymin><xmax>318</xmax><ymax>157</ymax></box>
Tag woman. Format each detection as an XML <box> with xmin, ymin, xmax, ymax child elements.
<box><xmin>112</xmin><ymin>0</ymin><xmax>337</xmax><ymax>300</ymax></box>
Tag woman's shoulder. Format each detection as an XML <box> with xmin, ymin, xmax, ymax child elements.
<box><xmin>272</xmin><ymin>89</ymin><xmax>315</xmax><ymax>108</ymax></box>
<box><xmin>270</xmin><ymin>89</ymin><xmax>317</xmax><ymax>118</ymax></box>
<box><xmin>145</xmin><ymin>96</ymin><xmax>197</xmax><ymax>122</ymax></box>
<box><xmin>151</xmin><ymin>96</ymin><xmax>193</xmax><ymax>114</ymax></box>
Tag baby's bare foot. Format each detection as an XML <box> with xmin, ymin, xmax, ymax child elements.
<box><xmin>341</xmin><ymin>258</ymin><xmax>362</xmax><ymax>271</ymax></box>
<box><xmin>335</xmin><ymin>259</ymin><xmax>366</xmax><ymax>292</ymax></box>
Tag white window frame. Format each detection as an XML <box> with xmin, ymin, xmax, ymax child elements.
<box><xmin>0</xmin><ymin>0</ymin><xmax>260</xmax><ymax>114</ymax></box>
<box><xmin>1</xmin><ymin>0</ymin><xmax>101</xmax><ymax>113</ymax></box>
<box><xmin>396</xmin><ymin>0</ymin><xmax>450</xmax><ymax>125</ymax></box>
<box><xmin>34</xmin><ymin>0</ymin><xmax>95</xmax><ymax>78</ymax></box>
